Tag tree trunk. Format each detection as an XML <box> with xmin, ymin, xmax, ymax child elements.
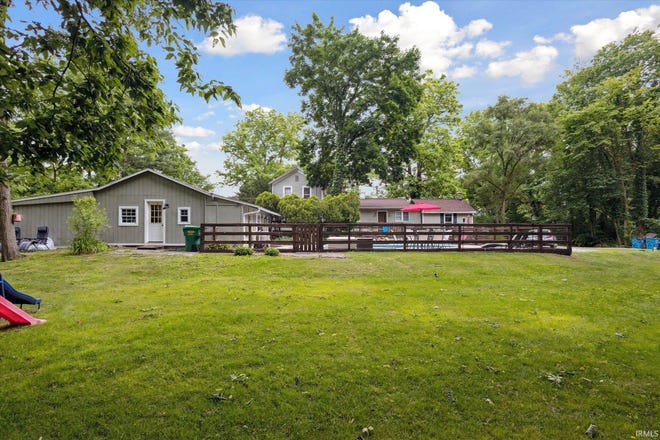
<box><xmin>0</xmin><ymin>162</ymin><xmax>18</xmax><ymax>261</ymax></box>
<box><xmin>1</xmin><ymin>6</ymin><xmax>17</xmax><ymax>261</ymax></box>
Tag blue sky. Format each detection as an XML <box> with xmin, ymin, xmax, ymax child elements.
<box><xmin>10</xmin><ymin>1</ymin><xmax>660</xmax><ymax>194</ymax></box>
<box><xmin>165</xmin><ymin>0</ymin><xmax>659</xmax><ymax>195</ymax></box>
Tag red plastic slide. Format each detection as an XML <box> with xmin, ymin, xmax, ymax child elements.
<box><xmin>0</xmin><ymin>296</ymin><xmax>46</xmax><ymax>326</ymax></box>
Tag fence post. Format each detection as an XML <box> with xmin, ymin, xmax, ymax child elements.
<box><xmin>457</xmin><ymin>224</ymin><xmax>462</xmax><ymax>251</ymax></box>
<box><xmin>317</xmin><ymin>223</ymin><xmax>324</xmax><ymax>252</ymax></box>
<box><xmin>348</xmin><ymin>224</ymin><xmax>352</xmax><ymax>251</ymax></box>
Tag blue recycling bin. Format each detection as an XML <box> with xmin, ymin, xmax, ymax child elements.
<box><xmin>645</xmin><ymin>238</ymin><xmax>658</xmax><ymax>250</ymax></box>
<box><xmin>632</xmin><ymin>238</ymin><xmax>644</xmax><ymax>249</ymax></box>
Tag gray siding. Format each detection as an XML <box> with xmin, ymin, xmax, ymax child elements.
<box><xmin>271</xmin><ymin>169</ymin><xmax>324</xmax><ymax>199</ymax></box>
<box><xmin>204</xmin><ymin>201</ymin><xmax>244</xmax><ymax>223</ymax></box>
<box><xmin>12</xmin><ymin>169</ymin><xmax>273</xmax><ymax>247</ymax></box>
<box><xmin>95</xmin><ymin>172</ymin><xmax>209</xmax><ymax>245</ymax></box>
<box><xmin>358</xmin><ymin>210</ymin><xmax>472</xmax><ymax>224</ymax></box>
<box><xmin>13</xmin><ymin>202</ymin><xmax>75</xmax><ymax>246</ymax></box>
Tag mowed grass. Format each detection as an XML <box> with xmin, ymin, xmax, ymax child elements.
<box><xmin>0</xmin><ymin>249</ymin><xmax>657</xmax><ymax>439</ymax></box>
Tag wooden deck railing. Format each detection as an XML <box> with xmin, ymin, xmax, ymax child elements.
<box><xmin>200</xmin><ymin>223</ymin><xmax>572</xmax><ymax>255</ymax></box>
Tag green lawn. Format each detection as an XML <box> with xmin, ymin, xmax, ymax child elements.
<box><xmin>0</xmin><ymin>249</ymin><xmax>657</xmax><ymax>439</ymax></box>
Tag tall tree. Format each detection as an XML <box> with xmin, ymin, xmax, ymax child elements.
<box><xmin>548</xmin><ymin>32</ymin><xmax>659</xmax><ymax>245</ymax></box>
<box><xmin>285</xmin><ymin>14</ymin><xmax>423</xmax><ymax>195</ymax></box>
<box><xmin>0</xmin><ymin>0</ymin><xmax>238</xmax><ymax>260</ymax></box>
<box><xmin>386</xmin><ymin>73</ymin><xmax>464</xmax><ymax>200</ymax></box>
<box><xmin>461</xmin><ymin>96</ymin><xmax>557</xmax><ymax>223</ymax></box>
<box><xmin>218</xmin><ymin>108</ymin><xmax>302</xmax><ymax>202</ymax></box>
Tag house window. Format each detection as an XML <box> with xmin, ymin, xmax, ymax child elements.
<box><xmin>178</xmin><ymin>207</ymin><xmax>191</xmax><ymax>225</ymax></box>
<box><xmin>444</xmin><ymin>214</ymin><xmax>453</xmax><ymax>224</ymax></box>
<box><xmin>302</xmin><ymin>186</ymin><xmax>311</xmax><ymax>198</ymax></box>
<box><xmin>283</xmin><ymin>186</ymin><xmax>292</xmax><ymax>196</ymax></box>
<box><xmin>119</xmin><ymin>206</ymin><xmax>138</xmax><ymax>226</ymax></box>
<box><xmin>394</xmin><ymin>212</ymin><xmax>409</xmax><ymax>222</ymax></box>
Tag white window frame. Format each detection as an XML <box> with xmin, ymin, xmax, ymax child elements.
<box><xmin>119</xmin><ymin>206</ymin><xmax>139</xmax><ymax>226</ymax></box>
<box><xmin>177</xmin><ymin>207</ymin><xmax>191</xmax><ymax>225</ymax></box>
<box><xmin>302</xmin><ymin>186</ymin><xmax>311</xmax><ymax>198</ymax></box>
<box><xmin>283</xmin><ymin>186</ymin><xmax>292</xmax><ymax>196</ymax></box>
<box><xmin>394</xmin><ymin>212</ymin><xmax>409</xmax><ymax>222</ymax></box>
<box><xmin>444</xmin><ymin>213</ymin><xmax>453</xmax><ymax>224</ymax></box>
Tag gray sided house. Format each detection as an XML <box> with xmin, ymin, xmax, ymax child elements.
<box><xmin>12</xmin><ymin>169</ymin><xmax>279</xmax><ymax>247</ymax></box>
<box><xmin>270</xmin><ymin>167</ymin><xmax>324</xmax><ymax>199</ymax></box>
<box><xmin>360</xmin><ymin>198</ymin><xmax>476</xmax><ymax>224</ymax></box>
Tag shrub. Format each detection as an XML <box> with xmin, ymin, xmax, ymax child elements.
<box><xmin>255</xmin><ymin>191</ymin><xmax>281</xmax><ymax>213</ymax></box>
<box><xmin>278</xmin><ymin>194</ymin><xmax>322</xmax><ymax>223</ymax></box>
<box><xmin>264</xmin><ymin>247</ymin><xmax>280</xmax><ymax>257</ymax></box>
<box><xmin>233</xmin><ymin>246</ymin><xmax>254</xmax><ymax>256</ymax></box>
<box><xmin>67</xmin><ymin>196</ymin><xmax>109</xmax><ymax>254</ymax></box>
<box><xmin>321</xmin><ymin>192</ymin><xmax>360</xmax><ymax>222</ymax></box>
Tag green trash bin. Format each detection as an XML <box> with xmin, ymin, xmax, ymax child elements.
<box><xmin>183</xmin><ymin>225</ymin><xmax>201</xmax><ymax>252</ymax></box>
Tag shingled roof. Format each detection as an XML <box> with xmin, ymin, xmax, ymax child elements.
<box><xmin>360</xmin><ymin>198</ymin><xmax>476</xmax><ymax>213</ymax></box>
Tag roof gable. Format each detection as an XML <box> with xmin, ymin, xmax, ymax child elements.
<box><xmin>13</xmin><ymin>169</ymin><xmax>281</xmax><ymax>216</ymax></box>
<box><xmin>269</xmin><ymin>167</ymin><xmax>305</xmax><ymax>185</ymax></box>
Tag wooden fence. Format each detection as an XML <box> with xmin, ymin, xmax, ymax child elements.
<box><xmin>200</xmin><ymin>223</ymin><xmax>572</xmax><ymax>255</ymax></box>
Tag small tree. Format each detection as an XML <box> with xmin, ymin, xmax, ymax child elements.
<box><xmin>255</xmin><ymin>191</ymin><xmax>280</xmax><ymax>213</ymax></box>
<box><xmin>67</xmin><ymin>197</ymin><xmax>110</xmax><ymax>254</ymax></box>
<box><xmin>278</xmin><ymin>195</ymin><xmax>322</xmax><ymax>223</ymax></box>
<box><xmin>321</xmin><ymin>192</ymin><xmax>360</xmax><ymax>223</ymax></box>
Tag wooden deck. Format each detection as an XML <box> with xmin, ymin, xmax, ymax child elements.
<box><xmin>200</xmin><ymin>223</ymin><xmax>572</xmax><ymax>255</ymax></box>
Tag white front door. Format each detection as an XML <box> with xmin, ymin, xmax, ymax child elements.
<box><xmin>146</xmin><ymin>201</ymin><xmax>164</xmax><ymax>243</ymax></box>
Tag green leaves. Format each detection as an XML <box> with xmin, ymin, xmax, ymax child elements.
<box><xmin>285</xmin><ymin>15</ymin><xmax>423</xmax><ymax>194</ymax></box>
<box><xmin>219</xmin><ymin>109</ymin><xmax>303</xmax><ymax>190</ymax></box>
<box><xmin>549</xmin><ymin>31</ymin><xmax>660</xmax><ymax>244</ymax></box>
<box><xmin>1</xmin><ymin>0</ymin><xmax>238</xmax><ymax>260</ymax></box>
<box><xmin>461</xmin><ymin>96</ymin><xmax>558</xmax><ymax>222</ymax></box>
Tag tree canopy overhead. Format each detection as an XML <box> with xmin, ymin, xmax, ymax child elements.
<box><xmin>0</xmin><ymin>0</ymin><xmax>239</xmax><ymax>260</ymax></box>
<box><xmin>285</xmin><ymin>14</ymin><xmax>423</xmax><ymax>195</ymax></box>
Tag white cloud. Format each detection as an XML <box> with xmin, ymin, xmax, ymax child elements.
<box><xmin>172</xmin><ymin>125</ymin><xmax>216</xmax><ymax>138</ymax></box>
<box><xmin>196</xmin><ymin>111</ymin><xmax>216</xmax><ymax>121</ymax></box>
<box><xmin>463</xmin><ymin>19</ymin><xmax>492</xmax><ymax>38</ymax></box>
<box><xmin>570</xmin><ymin>5</ymin><xmax>660</xmax><ymax>59</ymax></box>
<box><xmin>486</xmin><ymin>45</ymin><xmax>559</xmax><ymax>84</ymax></box>
<box><xmin>533</xmin><ymin>35</ymin><xmax>551</xmax><ymax>45</ymax></box>
<box><xmin>199</xmin><ymin>15</ymin><xmax>287</xmax><ymax>56</ymax></box>
<box><xmin>180</xmin><ymin>140</ymin><xmax>224</xmax><ymax>154</ymax></box>
<box><xmin>450</xmin><ymin>65</ymin><xmax>477</xmax><ymax>79</ymax></box>
<box><xmin>241</xmin><ymin>103</ymin><xmax>273</xmax><ymax>113</ymax></box>
<box><xmin>476</xmin><ymin>39</ymin><xmax>510</xmax><ymax>58</ymax></box>
<box><xmin>349</xmin><ymin>1</ymin><xmax>503</xmax><ymax>75</ymax></box>
<box><xmin>181</xmin><ymin>141</ymin><xmax>202</xmax><ymax>152</ymax></box>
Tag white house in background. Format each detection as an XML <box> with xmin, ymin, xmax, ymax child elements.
<box><xmin>270</xmin><ymin>167</ymin><xmax>325</xmax><ymax>199</ymax></box>
<box><xmin>359</xmin><ymin>198</ymin><xmax>476</xmax><ymax>225</ymax></box>
<box><xmin>269</xmin><ymin>168</ymin><xmax>476</xmax><ymax>224</ymax></box>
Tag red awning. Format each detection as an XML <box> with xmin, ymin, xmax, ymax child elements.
<box><xmin>401</xmin><ymin>202</ymin><xmax>441</xmax><ymax>212</ymax></box>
